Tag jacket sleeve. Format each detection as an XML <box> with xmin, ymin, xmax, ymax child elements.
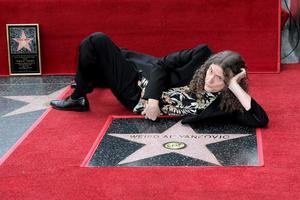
<box><xmin>142</xmin><ymin>44</ymin><xmax>212</xmax><ymax>100</ymax></box>
<box><xmin>181</xmin><ymin>98</ymin><xmax>229</xmax><ymax>124</ymax></box>
<box><xmin>234</xmin><ymin>98</ymin><xmax>269</xmax><ymax>128</ymax></box>
<box><xmin>181</xmin><ymin>97</ymin><xmax>269</xmax><ymax>128</ymax></box>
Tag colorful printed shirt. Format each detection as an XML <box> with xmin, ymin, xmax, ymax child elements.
<box><xmin>133</xmin><ymin>77</ymin><xmax>219</xmax><ymax>116</ymax></box>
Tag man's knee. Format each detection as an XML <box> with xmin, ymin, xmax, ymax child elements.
<box><xmin>90</xmin><ymin>32</ymin><xmax>111</xmax><ymax>46</ymax></box>
<box><xmin>80</xmin><ymin>32</ymin><xmax>110</xmax><ymax>49</ymax></box>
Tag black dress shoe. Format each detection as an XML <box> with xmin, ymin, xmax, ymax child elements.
<box><xmin>50</xmin><ymin>96</ymin><xmax>89</xmax><ymax>111</ymax></box>
<box><xmin>70</xmin><ymin>82</ymin><xmax>77</xmax><ymax>89</ymax></box>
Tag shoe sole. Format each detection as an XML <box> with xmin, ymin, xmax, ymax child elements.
<box><xmin>51</xmin><ymin>105</ymin><xmax>89</xmax><ymax>112</ymax></box>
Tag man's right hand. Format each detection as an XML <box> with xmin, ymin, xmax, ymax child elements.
<box><xmin>141</xmin><ymin>98</ymin><xmax>161</xmax><ymax>121</ymax></box>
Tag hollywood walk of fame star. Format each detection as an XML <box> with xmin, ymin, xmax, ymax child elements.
<box><xmin>13</xmin><ymin>30</ymin><xmax>34</xmax><ymax>52</ymax></box>
<box><xmin>1</xmin><ymin>87</ymin><xmax>67</xmax><ymax>117</ymax></box>
<box><xmin>109</xmin><ymin>121</ymin><xmax>251</xmax><ymax>165</ymax></box>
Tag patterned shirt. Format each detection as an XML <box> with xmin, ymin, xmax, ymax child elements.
<box><xmin>133</xmin><ymin>77</ymin><xmax>219</xmax><ymax>116</ymax></box>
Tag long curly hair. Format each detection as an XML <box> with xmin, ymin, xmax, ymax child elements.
<box><xmin>188</xmin><ymin>50</ymin><xmax>248</xmax><ymax>113</ymax></box>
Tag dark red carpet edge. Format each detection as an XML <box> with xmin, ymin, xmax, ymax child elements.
<box><xmin>1</xmin><ymin>66</ymin><xmax>300</xmax><ymax>199</ymax></box>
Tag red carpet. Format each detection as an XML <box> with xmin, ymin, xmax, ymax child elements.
<box><xmin>0</xmin><ymin>0</ymin><xmax>280</xmax><ymax>75</ymax></box>
<box><xmin>0</xmin><ymin>65</ymin><xmax>300</xmax><ymax>199</ymax></box>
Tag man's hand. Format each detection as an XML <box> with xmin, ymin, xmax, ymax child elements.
<box><xmin>228</xmin><ymin>68</ymin><xmax>251</xmax><ymax>111</ymax></box>
<box><xmin>229</xmin><ymin>68</ymin><xmax>246</xmax><ymax>87</ymax></box>
<box><xmin>141</xmin><ymin>99</ymin><xmax>161</xmax><ymax>121</ymax></box>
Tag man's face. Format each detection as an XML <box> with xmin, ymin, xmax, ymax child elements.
<box><xmin>204</xmin><ymin>64</ymin><xmax>225</xmax><ymax>93</ymax></box>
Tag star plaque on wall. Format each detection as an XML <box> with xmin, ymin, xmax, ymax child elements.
<box><xmin>6</xmin><ymin>24</ymin><xmax>41</xmax><ymax>75</ymax></box>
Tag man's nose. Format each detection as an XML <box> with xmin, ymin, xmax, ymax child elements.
<box><xmin>208</xmin><ymin>75</ymin><xmax>214</xmax><ymax>84</ymax></box>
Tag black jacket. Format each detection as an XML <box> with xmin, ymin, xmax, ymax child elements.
<box><xmin>121</xmin><ymin>44</ymin><xmax>212</xmax><ymax>100</ymax></box>
<box><xmin>120</xmin><ymin>44</ymin><xmax>269</xmax><ymax>128</ymax></box>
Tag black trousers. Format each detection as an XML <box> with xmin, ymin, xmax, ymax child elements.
<box><xmin>75</xmin><ymin>32</ymin><xmax>141</xmax><ymax>109</ymax></box>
